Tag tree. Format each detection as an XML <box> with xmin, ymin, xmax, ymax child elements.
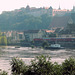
<box><xmin>11</xmin><ymin>57</ymin><xmax>28</xmax><ymax>75</ymax></box>
<box><xmin>1</xmin><ymin>36</ymin><xmax>7</xmax><ymax>46</ymax></box>
<box><xmin>53</xmin><ymin>62</ymin><xmax>62</xmax><ymax>75</ymax></box>
<box><xmin>30</xmin><ymin>55</ymin><xmax>54</xmax><ymax>75</ymax></box>
<box><xmin>7</xmin><ymin>37</ymin><xmax>12</xmax><ymax>45</ymax></box>
<box><xmin>49</xmin><ymin>33</ymin><xmax>56</xmax><ymax>37</ymax></box>
<box><xmin>11</xmin><ymin>55</ymin><xmax>54</xmax><ymax>75</ymax></box>
<box><xmin>41</xmin><ymin>14</ymin><xmax>52</xmax><ymax>29</ymax></box>
<box><xmin>62</xmin><ymin>57</ymin><xmax>75</xmax><ymax>75</ymax></box>
<box><xmin>42</xmin><ymin>41</ymin><xmax>49</xmax><ymax>48</ymax></box>
<box><xmin>10</xmin><ymin>55</ymin><xmax>75</xmax><ymax>75</ymax></box>
<box><xmin>0</xmin><ymin>71</ymin><xmax>8</xmax><ymax>75</ymax></box>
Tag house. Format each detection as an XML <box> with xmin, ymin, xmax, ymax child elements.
<box><xmin>24</xmin><ymin>30</ymin><xmax>46</xmax><ymax>41</ymax></box>
<box><xmin>57</xmin><ymin>17</ymin><xmax>75</xmax><ymax>38</ymax></box>
<box><xmin>6</xmin><ymin>31</ymin><xmax>12</xmax><ymax>37</ymax></box>
<box><xmin>17</xmin><ymin>32</ymin><xmax>25</xmax><ymax>41</ymax></box>
<box><xmin>6</xmin><ymin>31</ymin><xmax>25</xmax><ymax>43</ymax></box>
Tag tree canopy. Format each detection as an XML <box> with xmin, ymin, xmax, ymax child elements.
<box><xmin>0</xmin><ymin>10</ymin><xmax>52</xmax><ymax>31</ymax></box>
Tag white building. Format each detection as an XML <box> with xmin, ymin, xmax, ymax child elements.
<box><xmin>24</xmin><ymin>30</ymin><xmax>46</xmax><ymax>41</ymax></box>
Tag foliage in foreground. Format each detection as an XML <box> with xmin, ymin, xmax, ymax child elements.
<box><xmin>10</xmin><ymin>55</ymin><xmax>75</xmax><ymax>75</ymax></box>
<box><xmin>0</xmin><ymin>71</ymin><xmax>8</xmax><ymax>75</ymax></box>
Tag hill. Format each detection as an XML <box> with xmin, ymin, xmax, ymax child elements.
<box><xmin>0</xmin><ymin>7</ymin><xmax>75</xmax><ymax>31</ymax></box>
<box><xmin>0</xmin><ymin>9</ymin><xmax>52</xmax><ymax>31</ymax></box>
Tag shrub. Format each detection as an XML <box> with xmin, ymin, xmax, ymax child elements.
<box><xmin>11</xmin><ymin>57</ymin><xmax>28</xmax><ymax>75</ymax></box>
<box><xmin>62</xmin><ymin>57</ymin><xmax>75</xmax><ymax>75</ymax></box>
<box><xmin>10</xmin><ymin>56</ymin><xmax>75</xmax><ymax>75</ymax></box>
<box><xmin>53</xmin><ymin>62</ymin><xmax>62</xmax><ymax>75</ymax></box>
<box><xmin>29</xmin><ymin>55</ymin><xmax>54</xmax><ymax>75</ymax></box>
<box><xmin>0</xmin><ymin>71</ymin><xmax>8</xmax><ymax>75</ymax></box>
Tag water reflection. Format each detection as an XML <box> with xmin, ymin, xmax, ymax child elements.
<box><xmin>0</xmin><ymin>46</ymin><xmax>75</xmax><ymax>75</ymax></box>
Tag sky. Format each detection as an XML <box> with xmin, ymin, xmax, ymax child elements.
<box><xmin>0</xmin><ymin>0</ymin><xmax>75</xmax><ymax>13</ymax></box>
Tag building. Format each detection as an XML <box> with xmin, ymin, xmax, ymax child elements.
<box><xmin>57</xmin><ymin>16</ymin><xmax>75</xmax><ymax>38</ymax></box>
<box><xmin>24</xmin><ymin>30</ymin><xmax>46</xmax><ymax>41</ymax></box>
<box><xmin>6</xmin><ymin>31</ymin><xmax>25</xmax><ymax>43</ymax></box>
<box><xmin>49</xmin><ymin>16</ymin><xmax>71</xmax><ymax>29</ymax></box>
<box><xmin>24</xmin><ymin>5</ymin><xmax>72</xmax><ymax>17</ymax></box>
<box><xmin>17</xmin><ymin>32</ymin><xmax>25</xmax><ymax>41</ymax></box>
<box><xmin>53</xmin><ymin>9</ymin><xmax>71</xmax><ymax>16</ymax></box>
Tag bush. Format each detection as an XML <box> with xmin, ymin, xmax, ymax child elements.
<box><xmin>0</xmin><ymin>71</ymin><xmax>8</xmax><ymax>75</ymax></box>
<box><xmin>62</xmin><ymin>57</ymin><xmax>75</xmax><ymax>75</ymax></box>
<box><xmin>31</xmin><ymin>45</ymin><xmax>34</xmax><ymax>48</ymax></box>
<box><xmin>11</xmin><ymin>57</ymin><xmax>28</xmax><ymax>75</ymax></box>
<box><xmin>53</xmin><ymin>62</ymin><xmax>62</xmax><ymax>75</ymax></box>
<box><xmin>42</xmin><ymin>41</ymin><xmax>49</xmax><ymax>48</ymax></box>
<box><xmin>10</xmin><ymin>56</ymin><xmax>75</xmax><ymax>75</ymax></box>
<box><xmin>30</xmin><ymin>55</ymin><xmax>54</xmax><ymax>75</ymax></box>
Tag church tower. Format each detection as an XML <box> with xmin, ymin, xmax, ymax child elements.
<box><xmin>73</xmin><ymin>6</ymin><xmax>75</xmax><ymax>12</ymax></box>
<box><xmin>58</xmin><ymin>5</ymin><xmax>61</xmax><ymax>10</ymax></box>
<box><xmin>48</xmin><ymin>6</ymin><xmax>53</xmax><ymax>16</ymax></box>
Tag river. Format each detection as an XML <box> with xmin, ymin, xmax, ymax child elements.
<box><xmin>0</xmin><ymin>46</ymin><xmax>75</xmax><ymax>75</ymax></box>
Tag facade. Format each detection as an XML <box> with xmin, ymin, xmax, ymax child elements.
<box><xmin>24</xmin><ymin>30</ymin><xmax>46</xmax><ymax>41</ymax></box>
<box><xmin>53</xmin><ymin>9</ymin><xmax>71</xmax><ymax>16</ymax></box>
<box><xmin>16</xmin><ymin>32</ymin><xmax>25</xmax><ymax>41</ymax></box>
<box><xmin>6</xmin><ymin>31</ymin><xmax>25</xmax><ymax>43</ymax></box>
<box><xmin>5</xmin><ymin>30</ymin><xmax>46</xmax><ymax>42</ymax></box>
<box><xmin>24</xmin><ymin>5</ymin><xmax>72</xmax><ymax>17</ymax></box>
<box><xmin>6</xmin><ymin>31</ymin><xmax>12</xmax><ymax>37</ymax></box>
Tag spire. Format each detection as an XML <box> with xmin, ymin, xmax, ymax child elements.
<box><xmin>58</xmin><ymin>5</ymin><xmax>61</xmax><ymax>10</ymax></box>
<box><xmin>72</xmin><ymin>1</ymin><xmax>75</xmax><ymax>11</ymax></box>
<box><xmin>73</xmin><ymin>5</ymin><xmax>75</xmax><ymax>11</ymax></box>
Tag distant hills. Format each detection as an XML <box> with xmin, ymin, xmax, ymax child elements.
<box><xmin>0</xmin><ymin>6</ymin><xmax>75</xmax><ymax>31</ymax></box>
<box><xmin>0</xmin><ymin>8</ymin><xmax>52</xmax><ymax>31</ymax></box>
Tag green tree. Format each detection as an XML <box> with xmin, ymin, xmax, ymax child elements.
<box><xmin>0</xmin><ymin>71</ymin><xmax>8</xmax><ymax>75</ymax></box>
<box><xmin>1</xmin><ymin>36</ymin><xmax>7</xmax><ymax>45</ymax></box>
<box><xmin>42</xmin><ymin>41</ymin><xmax>49</xmax><ymax>48</ymax></box>
<box><xmin>62</xmin><ymin>57</ymin><xmax>75</xmax><ymax>75</ymax></box>
<box><xmin>41</xmin><ymin>14</ymin><xmax>52</xmax><ymax>29</ymax></box>
<box><xmin>11</xmin><ymin>57</ymin><xmax>28</xmax><ymax>75</ymax></box>
<box><xmin>0</xmin><ymin>37</ymin><xmax>1</xmax><ymax>45</ymax></box>
<box><xmin>49</xmin><ymin>33</ymin><xmax>56</xmax><ymax>37</ymax></box>
<box><xmin>29</xmin><ymin>55</ymin><xmax>54</xmax><ymax>75</ymax></box>
<box><xmin>10</xmin><ymin>55</ymin><xmax>75</xmax><ymax>75</ymax></box>
<box><xmin>53</xmin><ymin>62</ymin><xmax>62</xmax><ymax>75</ymax></box>
<box><xmin>7</xmin><ymin>37</ymin><xmax>12</xmax><ymax>45</ymax></box>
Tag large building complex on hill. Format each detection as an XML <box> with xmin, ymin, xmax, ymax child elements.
<box><xmin>21</xmin><ymin>5</ymin><xmax>73</xmax><ymax>17</ymax></box>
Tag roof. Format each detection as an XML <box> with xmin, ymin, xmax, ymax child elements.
<box><xmin>24</xmin><ymin>30</ymin><xmax>40</xmax><ymax>33</ymax></box>
<box><xmin>49</xmin><ymin>16</ymin><xmax>71</xmax><ymax>28</ymax></box>
<box><xmin>45</xmin><ymin>30</ymin><xmax>55</xmax><ymax>33</ymax></box>
<box><xmin>53</xmin><ymin>9</ymin><xmax>71</xmax><ymax>12</ymax></box>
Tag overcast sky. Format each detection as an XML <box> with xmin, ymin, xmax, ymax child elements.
<box><xmin>0</xmin><ymin>0</ymin><xmax>75</xmax><ymax>13</ymax></box>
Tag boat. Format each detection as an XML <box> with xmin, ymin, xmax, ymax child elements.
<box><xmin>15</xmin><ymin>46</ymin><xmax>20</xmax><ymax>48</ymax></box>
<box><xmin>45</xmin><ymin>44</ymin><xmax>64</xmax><ymax>50</ymax></box>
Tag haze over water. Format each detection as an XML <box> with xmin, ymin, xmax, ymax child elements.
<box><xmin>0</xmin><ymin>46</ymin><xmax>75</xmax><ymax>74</ymax></box>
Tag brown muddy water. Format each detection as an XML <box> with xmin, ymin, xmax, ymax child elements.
<box><xmin>0</xmin><ymin>46</ymin><xmax>75</xmax><ymax>75</ymax></box>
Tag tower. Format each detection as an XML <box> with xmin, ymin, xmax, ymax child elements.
<box><xmin>26</xmin><ymin>5</ymin><xmax>30</xmax><ymax>12</ymax></box>
<box><xmin>48</xmin><ymin>6</ymin><xmax>53</xmax><ymax>16</ymax></box>
<box><xmin>73</xmin><ymin>6</ymin><xmax>75</xmax><ymax>12</ymax></box>
<box><xmin>58</xmin><ymin>5</ymin><xmax>61</xmax><ymax>10</ymax></box>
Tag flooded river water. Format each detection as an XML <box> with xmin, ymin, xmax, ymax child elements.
<box><xmin>0</xmin><ymin>46</ymin><xmax>75</xmax><ymax>75</ymax></box>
